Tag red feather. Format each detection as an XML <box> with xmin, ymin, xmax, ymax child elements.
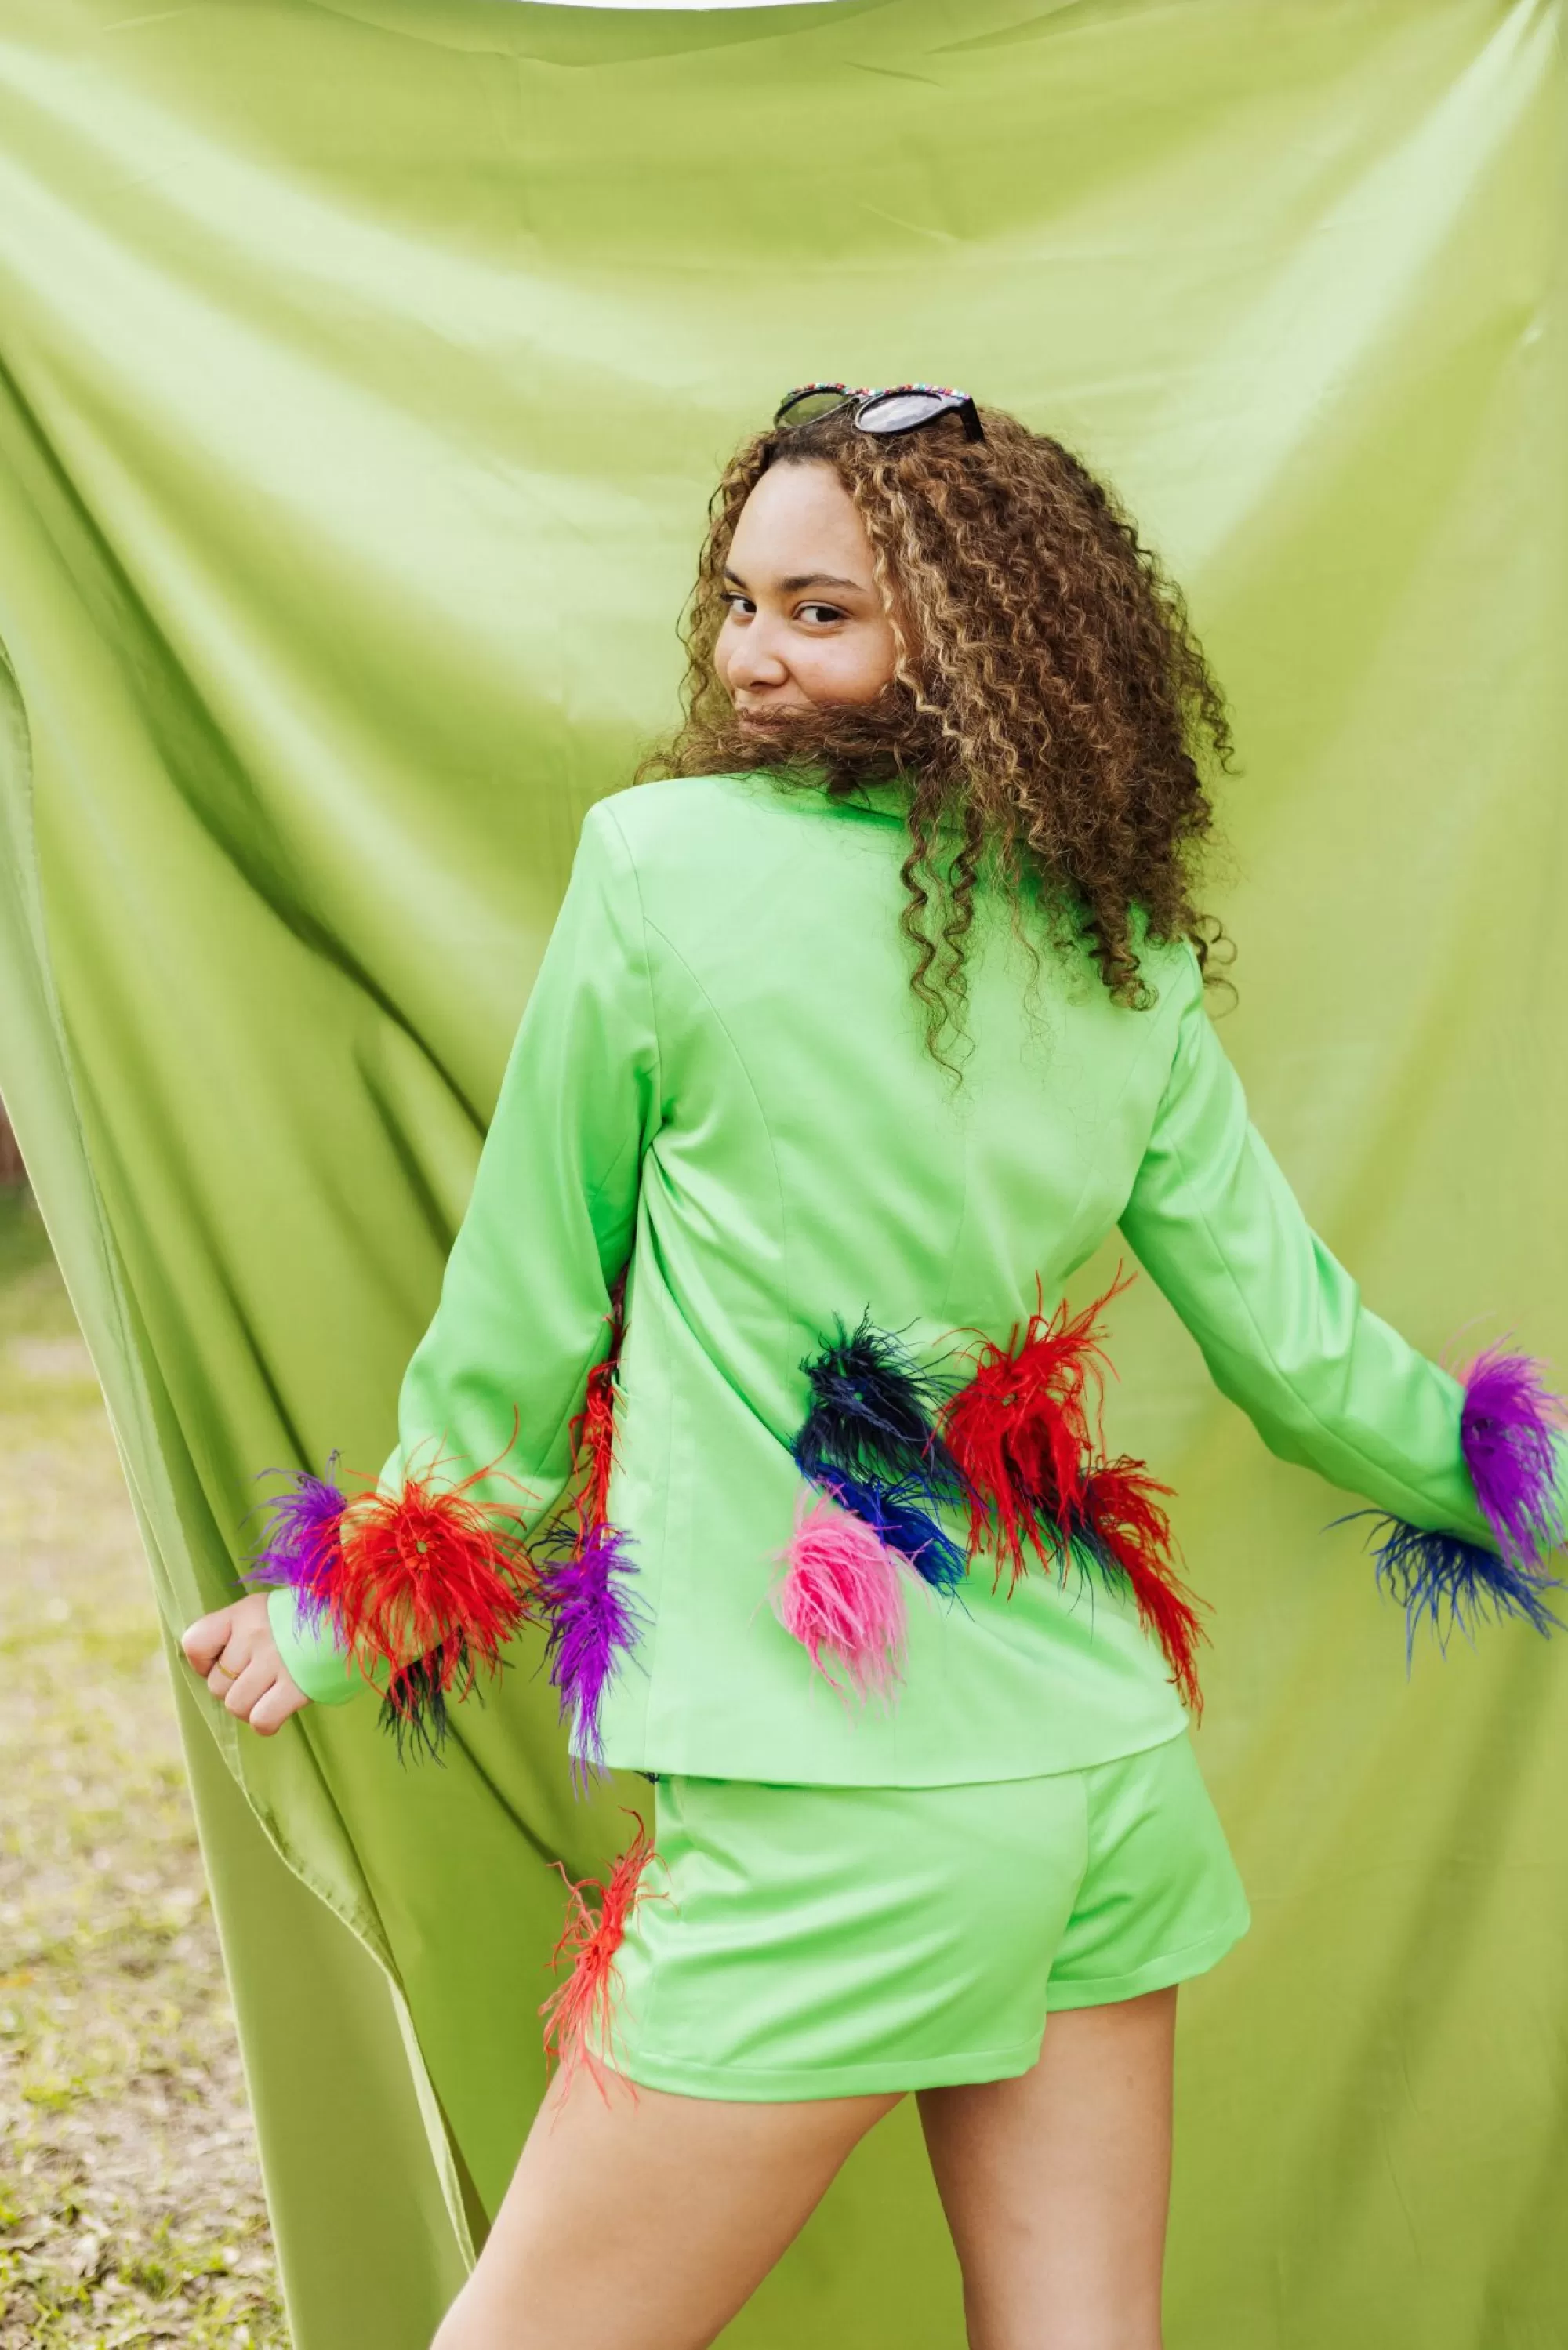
<box><xmin>539</xmin><ymin>1813</ymin><xmax>658</xmax><ymax>2102</ymax></box>
<box><xmin>324</xmin><ymin>1445</ymin><xmax>538</xmax><ymax>1716</ymax></box>
<box><xmin>1078</xmin><ymin>1457</ymin><xmax>1210</xmax><ymax>1719</ymax></box>
<box><xmin>938</xmin><ymin>1267</ymin><xmax>1211</xmax><ymax>1715</ymax></box>
<box><xmin>939</xmin><ymin>1268</ymin><xmax>1135</xmax><ymax>1590</ymax></box>
<box><xmin>565</xmin><ymin>1271</ymin><xmax>628</xmax><ymax>1535</ymax></box>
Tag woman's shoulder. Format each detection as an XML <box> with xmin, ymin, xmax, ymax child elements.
<box><xmin>593</xmin><ymin>770</ymin><xmax>782</xmax><ymax>834</ymax></box>
<box><xmin>586</xmin><ymin>771</ymin><xmax>842</xmax><ymax>879</ymax></box>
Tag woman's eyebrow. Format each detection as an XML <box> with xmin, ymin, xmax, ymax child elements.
<box><xmin>722</xmin><ymin>565</ymin><xmax>866</xmax><ymax>594</ymax></box>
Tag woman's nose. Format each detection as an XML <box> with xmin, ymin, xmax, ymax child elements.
<box><xmin>728</xmin><ymin>624</ymin><xmax>791</xmax><ymax>688</ymax></box>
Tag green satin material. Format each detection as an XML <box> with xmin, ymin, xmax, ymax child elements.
<box><xmin>268</xmin><ymin>1582</ymin><xmax>364</xmax><ymax>1706</ymax></box>
<box><xmin>278</xmin><ymin>768</ymin><xmax>1495</xmax><ymax>1782</ymax></box>
<box><xmin>2</xmin><ymin>3</ymin><xmax>1566</xmax><ymax>2344</ymax></box>
<box><xmin>589</xmin><ymin>1735</ymin><xmax>1250</xmax><ymax>2097</ymax></box>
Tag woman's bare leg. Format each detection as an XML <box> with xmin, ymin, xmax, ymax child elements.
<box><xmin>431</xmin><ymin>2068</ymin><xmax>901</xmax><ymax>2350</ymax></box>
<box><xmin>917</xmin><ymin>1985</ymin><xmax>1178</xmax><ymax>2350</ymax></box>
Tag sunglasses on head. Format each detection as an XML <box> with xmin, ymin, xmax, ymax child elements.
<box><xmin>773</xmin><ymin>381</ymin><xmax>985</xmax><ymax>443</ymax></box>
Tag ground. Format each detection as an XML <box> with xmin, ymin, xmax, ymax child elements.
<box><xmin>0</xmin><ymin>1193</ymin><xmax>288</xmax><ymax>2347</ymax></box>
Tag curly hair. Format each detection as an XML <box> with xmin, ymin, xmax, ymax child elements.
<box><xmin>636</xmin><ymin>399</ymin><xmax>1236</xmax><ymax>1070</ymax></box>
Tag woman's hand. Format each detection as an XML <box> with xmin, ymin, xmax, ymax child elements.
<box><xmin>181</xmin><ymin>1592</ymin><xmax>310</xmax><ymax>1734</ymax></box>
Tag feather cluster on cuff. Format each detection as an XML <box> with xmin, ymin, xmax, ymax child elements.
<box><xmin>245</xmin><ymin>1444</ymin><xmax>538</xmax><ymax>1756</ymax></box>
<box><xmin>1349</xmin><ymin>1344</ymin><xmax>1568</xmax><ymax>1659</ymax></box>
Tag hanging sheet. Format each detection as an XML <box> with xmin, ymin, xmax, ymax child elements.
<box><xmin>1</xmin><ymin>2</ymin><xmax>1564</xmax><ymax>2341</ymax></box>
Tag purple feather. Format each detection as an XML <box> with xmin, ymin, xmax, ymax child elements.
<box><xmin>1460</xmin><ymin>1346</ymin><xmax>1567</xmax><ymax>1569</ymax></box>
<box><xmin>1349</xmin><ymin>1511</ymin><xmax>1565</xmax><ymax>1665</ymax></box>
<box><xmin>242</xmin><ymin>1458</ymin><xmax>348</xmax><ymax>1622</ymax></box>
<box><xmin>535</xmin><ymin>1521</ymin><xmax>648</xmax><ymax>1791</ymax></box>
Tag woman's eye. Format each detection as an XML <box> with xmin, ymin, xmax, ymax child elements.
<box><xmin>798</xmin><ymin>603</ymin><xmax>845</xmax><ymax>626</ymax></box>
<box><xmin>720</xmin><ymin>592</ymin><xmax>756</xmax><ymax>616</ymax></box>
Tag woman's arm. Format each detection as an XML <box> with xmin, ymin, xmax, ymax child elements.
<box><xmin>239</xmin><ymin>797</ymin><xmax>662</xmax><ymax>1733</ymax></box>
<box><xmin>1117</xmin><ymin>943</ymin><xmax>1566</xmax><ymax>1641</ymax></box>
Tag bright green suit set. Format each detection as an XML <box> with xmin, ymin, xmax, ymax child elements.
<box><xmin>262</xmin><ymin>771</ymin><xmax>1560</xmax><ymax>2096</ymax></box>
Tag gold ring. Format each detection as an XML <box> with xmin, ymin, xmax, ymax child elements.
<box><xmin>213</xmin><ymin>1661</ymin><xmax>238</xmax><ymax>1682</ymax></box>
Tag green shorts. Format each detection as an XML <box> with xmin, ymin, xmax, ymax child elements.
<box><xmin>582</xmin><ymin>1728</ymin><xmax>1250</xmax><ymax>2101</ymax></box>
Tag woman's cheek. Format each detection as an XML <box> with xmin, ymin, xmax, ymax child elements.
<box><xmin>818</xmin><ymin>638</ymin><xmax>894</xmax><ymax>704</ymax></box>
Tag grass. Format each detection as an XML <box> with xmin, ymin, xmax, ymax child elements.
<box><xmin>0</xmin><ymin>1191</ymin><xmax>288</xmax><ymax>2347</ymax></box>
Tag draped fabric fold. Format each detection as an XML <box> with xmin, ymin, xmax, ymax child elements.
<box><xmin>1</xmin><ymin>4</ymin><xmax>1564</xmax><ymax>2342</ymax></box>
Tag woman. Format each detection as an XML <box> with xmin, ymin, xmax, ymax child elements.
<box><xmin>183</xmin><ymin>384</ymin><xmax>1566</xmax><ymax>2350</ymax></box>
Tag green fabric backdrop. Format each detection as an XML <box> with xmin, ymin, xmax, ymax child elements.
<box><xmin>2</xmin><ymin>2</ymin><xmax>1565</xmax><ymax>2341</ymax></box>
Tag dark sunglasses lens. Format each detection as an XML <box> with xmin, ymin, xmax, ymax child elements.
<box><xmin>855</xmin><ymin>390</ymin><xmax>952</xmax><ymax>434</ymax></box>
<box><xmin>774</xmin><ymin>387</ymin><xmax>854</xmax><ymax>428</ymax></box>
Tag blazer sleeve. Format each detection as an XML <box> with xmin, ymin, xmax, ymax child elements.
<box><xmin>1116</xmin><ymin>942</ymin><xmax>1543</xmax><ymax>1548</ymax></box>
<box><xmin>267</xmin><ymin>797</ymin><xmax>661</xmax><ymax>1706</ymax></box>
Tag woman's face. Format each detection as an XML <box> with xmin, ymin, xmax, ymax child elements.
<box><xmin>713</xmin><ymin>459</ymin><xmax>900</xmax><ymax>727</ymax></box>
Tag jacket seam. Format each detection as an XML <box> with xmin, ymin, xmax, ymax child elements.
<box><xmin>1062</xmin><ymin>939</ymin><xmax>1195</xmax><ymax>1261</ymax></box>
<box><xmin>640</xmin><ymin>913</ymin><xmax>794</xmax><ymax>1368</ymax></box>
<box><xmin>584</xmin><ymin>801</ymin><xmax>675</xmax><ymax>1756</ymax></box>
<box><xmin>585</xmin><ymin>798</ymin><xmax>665</xmax><ymax>1198</ymax></box>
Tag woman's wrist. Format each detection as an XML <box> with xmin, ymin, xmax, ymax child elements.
<box><xmin>263</xmin><ymin>1584</ymin><xmax>363</xmax><ymax>1707</ymax></box>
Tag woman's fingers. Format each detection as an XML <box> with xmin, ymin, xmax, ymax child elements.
<box><xmin>182</xmin><ymin>1592</ymin><xmax>312</xmax><ymax>1734</ymax></box>
<box><xmin>218</xmin><ymin>1655</ymin><xmax>274</xmax><ymax>1719</ymax></box>
<box><xmin>206</xmin><ymin>1619</ymin><xmax>255</xmax><ymax>1699</ymax></box>
<box><xmin>180</xmin><ymin>1604</ymin><xmax>235</xmax><ymax>1676</ymax></box>
<box><xmin>248</xmin><ymin>1674</ymin><xmax>311</xmax><ymax>1737</ymax></box>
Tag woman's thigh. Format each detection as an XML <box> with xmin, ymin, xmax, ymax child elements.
<box><xmin>430</xmin><ymin>2067</ymin><xmax>901</xmax><ymax>2350</ymax></box>
<box><xmin>916</xmin><ymin>1985</ymin><xmax>1178</xmax><ymax>2350</ymax></box>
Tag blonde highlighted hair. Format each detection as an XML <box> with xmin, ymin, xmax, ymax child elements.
<box><xmin>637</xmin><ymin>400</ymin><xmax>1235</xmax><ymax>1069</ymax></box>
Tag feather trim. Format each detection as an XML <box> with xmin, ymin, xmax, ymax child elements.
<box><xmin>246</xmin><ymin>1444</ymin><xmax>536</xmax><ymax>1760</ymax></box>
<box><xmin>568</xmin><ymin>1271</ymin><xmax>629</xmax><ymax>1536</ymax></box>
<box><xmin>794</xmin><ymin>1310</ymin><xmax>966</xmax><ymax>1510</ymax></box>
<box><xmin>539</xmin><ymin>1814</ymin><xmax>658</xmax><ymax>2103</ymax></box>
<box><xmin>808</xmin><ymin>1464</ymin><xmax>967</xmax><ymax>1596</ymax></box>
<box><xmin>1077</xmin><ymin>1458</ymin><xmax>1209</xmax><ymax>1717</ymax></box>
<box><xmin>535</xmin><ymin>1520</ymin><xmax>649</xmax><ymax>1791</ymax></box>
<box><xmin>244</xmin><ymin>1459</ymin><xmax>350</xmax><ymax>1618</ymax></box>
<box><xmin>1338</xmin><ymin>1343</ymin><xmax>1568</xmax><ymax>1665</ymax></box>
<box><xmin>533</xmin><ymin>1270</ymin><xmax>646</xmax><ymax>1789</ymax></box>
<box><xmin>938</xmin><ymin>1269</ymin><xmax>1134</xmax><ymax>1591</ymax></box>
<box><xmin>379</xmin><ymin>1635</ymin><xmax>476</xmax><ymax>1763</ymax></box>
<box><xmin>1458</xmin><ymin>1345</ymin><xmax>1568</xmax><ymax>1569</ymax></box>
<box><xmin>935</xmin><ymin>1269</ymin><xmax>1208</xmax><ymax>1710</ymax></box>
<box><xmin>326</xmin><ymin>1461</ymin><xmax>535</xmax><ymax>1691</ymax></box>
<box><xmin>1351</xmin><ymin>1513</ymin><xmax>1564</xmax><ymax>1661</ymax></box>
<box><xmin>772</xmin><ymin>1493</ymin><xmax>909</xmax><ymax>1702</ymax></box>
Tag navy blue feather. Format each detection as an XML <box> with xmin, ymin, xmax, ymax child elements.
<box><xmin>378</xmin><ymin>1635</ymin><xmax>478</xmax><ymax>1763</ymax></box>
<box><xmin>794</xmin><ymin>1311</ymin><xmax>967</xmax><ymax>1509</ymax></box>
<box><xmin>811</xmin><ymin>1464</ymin><xmax>968</xmax><ymax>1596</ymax></box>
<box><xmin>1340</xmin><ymin>1508</ymin><xmax>1564</xmax><ymax>1663</ymax></box>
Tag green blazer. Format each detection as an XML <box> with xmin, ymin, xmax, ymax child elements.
<box><xmin>267</xmin><ymin>769</ymin><xmax>1530</xmax><ymax>1784</ymax></box>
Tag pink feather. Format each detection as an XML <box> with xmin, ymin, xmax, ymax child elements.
<box><xmin>772</xmin><ymin>1495</ymin><xmax>908</xmax><ymax>1702</ymax></box>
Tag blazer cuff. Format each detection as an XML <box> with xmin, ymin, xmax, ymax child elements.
<box><xmin>267</xmin><ymin>1585</ymin><xmax>365</xmax><ymax>1707</ymax></box>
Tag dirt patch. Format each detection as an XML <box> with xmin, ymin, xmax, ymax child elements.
<box><xmin>0</xmin><ymin>1197</ymin><xmax>287</xmax><ymax>2346</ymax></box>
